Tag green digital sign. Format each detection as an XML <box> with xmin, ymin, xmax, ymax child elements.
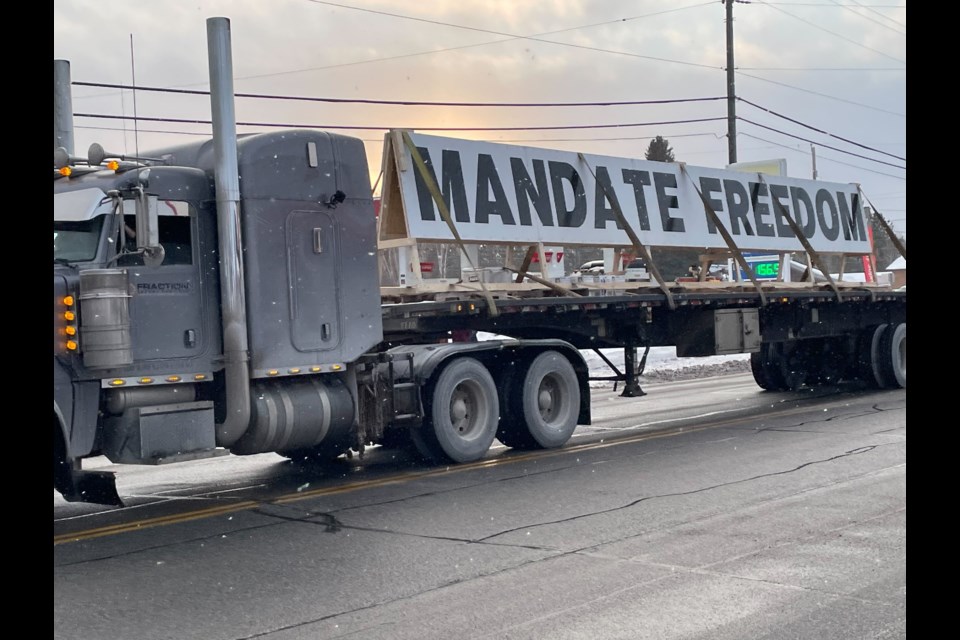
<box><xmin>754</xmin><ymin>261</ymin><xmax>780</xmax><ymax>278</ymax></box>
<box><xmin>739</xmin><ymin>257</ymin><xmax>781</xmax><ymax>280</ymax></box>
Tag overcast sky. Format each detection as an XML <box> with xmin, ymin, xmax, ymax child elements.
<box><xmin>53</xmin><ymin>0</ymin><xmax>906</xmax><ymax>237</ymax></box>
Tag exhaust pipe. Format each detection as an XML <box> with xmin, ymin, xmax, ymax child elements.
<box><xmin>54</xmin><ymin>60</ymin><xmax>74</xmax><ymax>154</ymax></box>
<box><xmin>207</xmin><ymin>17</ymin><xmax>251</xmax><ymax>447</ymax></box>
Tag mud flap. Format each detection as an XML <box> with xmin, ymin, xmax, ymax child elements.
<box><xmin>57</xmin><ymin>468</ymin><xmax>124</xmax><ymax>507</ymax></box>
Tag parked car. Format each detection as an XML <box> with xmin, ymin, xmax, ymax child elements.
<box><xmin>577</xmin><ymin>259</ymin><xmax>605</xmax><ymax>275</ymax></box>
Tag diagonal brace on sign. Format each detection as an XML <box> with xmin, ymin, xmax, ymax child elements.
<box><xmin>577</xmin><ymin>153</ymin><xmax>676</xmax><ymax>310</ymax></box>
<box><xmin>681</xmin><ymin>164</ymin><xmax>768</xmax><ymax>306</ymax></box>
<box><xmin>401</xmin><ymin>131</ymin><xmax>499</xmax><ymax>317</ymax></box>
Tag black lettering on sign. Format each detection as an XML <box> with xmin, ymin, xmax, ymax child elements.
<box><xmin>837</xmin><ymin>191</ymin><xmax>867</xmax><ymax>242</ymax></box>
<box><xmin>511</xmin><ymin>158</ymin><xmax>553</xmax><ymax>227</ymax></box>
<box><xmin>475</xmin><ymin>154</ymin><xmax>515</xmax><ymax>225</ymax></box>
<box><xmin>621</xmin><ymin>169</ymin><xmax>652</xmax><ymax>231</ymax></box>
<box><xmin>815</xmin><ymin>189</ymin><xmax>840</xmax><ymax>241</ymax></box>
<box><xmin>549</xmin><ymin>161</ymin><xmax>587</xmax><ymax>228</ymax></box>
<box><xmin>749</xmin><ymin>182</ymin><xmax>775</xmax><ymax>237</ymax></box>
<box><xmin>653</xmin><ymin>172</ymin><xmax>685</xmax><ymax>232</ymax></box>
<box><xmin>790</xmin><ymin>187</ymin><xmax>817</xmax><ymax>238</ymax></box>
<box><xmin>698</xmin><ymin>177</ymin><xmax>724</xmax><ymax>234</ymax></box>
<box><xmin>768</xmin><ymin>184</ymin><xmax>795</xmax><ymax>238</ymax></box>
<box><xmin>593</xmin><ymin>166</ymin><xmax>624</xmax><ymax>230</ymax></box>
<box><xmin>412</xmin><ymin>148</ymin><xmax>470</xmax><ymax>222</ymax></box>
<box><xmin>136</xmin><ymin>282</ymin><xmax>192</xmax><ymax>294</ymax></box>
<box><xmin>723</xmin><ymin>179</ymin><xmax>754</xmax><ymax>235</ymax></box>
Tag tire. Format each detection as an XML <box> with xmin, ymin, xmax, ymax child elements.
<box><xmin>776</xmin><ymin>340</ymin><xmax>809</xmax><ymax>391</ymax></box>
<box><xmin>412</xmin><ymin>357</ymin><xmax>499</xmax><ymax>463</ymax></box>
<box><xmin>750</xmin><ymin>343</ymin><xmax>781</xmax><ymax>391</ymax></box>
<box><xmin>857</xmin><ymin>324</ymin><xmax>888</xmax><ymax>388</ymax></box>
<box><xmin>805</xmin><ymin>338</ymin><xmax>844</xmax><ymax>386</ymax></box>
<box><xmin>875</xmin><ymin>323</ymin><xmax>906</xmax><ymax>389</ymax></box>
<box><xmin>498</xmin><ymin>351</ymin><xmax>580</xmax><ymax>450</ymax></box>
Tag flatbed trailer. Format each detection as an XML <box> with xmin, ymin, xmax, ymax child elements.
<box><xmin>379</xmin><ymin>281</ymin><xmax>905</xmax><ymax>392</ymax></box>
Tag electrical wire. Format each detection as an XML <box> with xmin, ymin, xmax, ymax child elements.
<box><xmin>738</xmin><ymin>98</ymin><xmax>905</xmax><ymax>160</ymax></box>
<box><xmin>71</xmin><ymin>82</ymin><xmax>725</xmax><ymax>109</ymax></box>
<box><xmin>73</xmin><ymin>112</ymin><xmax>728</xmax><ymax>132</ymax></box>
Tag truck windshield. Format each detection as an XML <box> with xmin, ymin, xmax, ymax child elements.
<box><xmin>54</xmin><ymin>217</ymin><xmax>105</xmax><ymax>263</ymax></box>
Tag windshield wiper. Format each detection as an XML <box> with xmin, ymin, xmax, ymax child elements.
<box><xmin>54</xmin><ymin>258</ymin><xmax>78</xmax><ymax>267</ymax></box>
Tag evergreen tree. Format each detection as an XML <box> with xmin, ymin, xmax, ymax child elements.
<box><xmin>644</xmin><ymin>136</ymin><xmax>675</xmax><ymax>163</ymax></box>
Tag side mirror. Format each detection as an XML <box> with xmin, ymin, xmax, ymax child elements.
<box><xmin>136</xmin><ymin>189</ymin><xmax>166</xmax><ymax>267</ymax></box>
<box><xmin>120</xmin><ymin>187</ymin><xmax>165</xmax><ymax>266</ymax></box>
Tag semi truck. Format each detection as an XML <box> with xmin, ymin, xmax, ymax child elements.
<box><xmin>52</xmin><ymin>18</ymin><xmax>905</xmax><ymax>505</ymax></box>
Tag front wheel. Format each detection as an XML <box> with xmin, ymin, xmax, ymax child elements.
<box><xmin>412</xmin><ymin>357</ymin><xmax>499</xmax><ymax>463</ymax></box>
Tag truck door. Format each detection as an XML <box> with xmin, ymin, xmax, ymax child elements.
<box><xmin>117</xmin><ymin>203</ymin><xmax>206</xmax><ymax>361</ymax></box>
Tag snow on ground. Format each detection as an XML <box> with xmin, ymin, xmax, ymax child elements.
<box><xmin>476</xmin><ymin>332</ymin><xmax>752</xmax><ymax>387</ymax></box>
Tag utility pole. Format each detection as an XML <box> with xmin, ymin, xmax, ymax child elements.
<box><xmin>811</xmin><ymin>144</ymin><xmax>818</xmax><ymax>179</ymax></box>
<box><xmin>725</xmin><ymin>0</ymin><xmax>737</xmax><ymax>164</ymax></box>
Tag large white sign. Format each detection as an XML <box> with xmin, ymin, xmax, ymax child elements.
<box><xmin>391</xmin><ymin>132</ymin><xmax>871</xmax><ymax>254</ymax></box>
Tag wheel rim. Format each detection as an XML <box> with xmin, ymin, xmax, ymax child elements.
<box><xmin>449</xmin><ymin>380</ymin><xmax>487</xmax><ymax>438</ymax></box>
<box><xmin>537</xmin><ymin>375</ymin><xmax>560</xmax><ymax>423</ymax></box>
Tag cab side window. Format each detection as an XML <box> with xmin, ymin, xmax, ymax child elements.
<box><xmin>117</xmin><ymin>212</ymin><xmax>193</xmax><ymax>266</ymax></box>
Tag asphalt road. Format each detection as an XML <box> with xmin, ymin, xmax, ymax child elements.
<box><xmin>54</xmin><ymin>374</ymin><xmax>906</xmax><ymax>640</ymax></box>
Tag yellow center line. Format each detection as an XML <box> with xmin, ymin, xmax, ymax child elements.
<box><xmin>54</xmin><ymin>401</ymin><xmax>823</xmax><ymax>545</ymax></box>
<box><xmin>54</xmin><ymin>500</ymin><xmax>260</xmax><ymax>545</ymax></box>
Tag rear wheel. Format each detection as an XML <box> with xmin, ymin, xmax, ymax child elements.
<box><xmin>498</xmin><ymin>351</ymin><xmax>580</xmax><ymax>449</ymax></box>
<box><xmin>412</xmin><ymin>357</ymin><xmax>499</xmax><ymax>463</ymax></box>
<box><xmin>776</xmin><ymin>340</ymin><xmax>809</xmax><ymax>391</ymax></box>
<box><xmin>876</xmin><ymin>323</ymin><xmax>906</xmax><ymax>389</ymax></box>
<box><xmin>750</xmin><ymin>343</ymin><xmax>781</xmax><ymax>390</ymax></box>
<box><xmin>805</xmin><ymin>338</ymin><xmax>845</xmax><ymax>386</ymax></box>
<box><xmin>857</xmin><ymin>324</ymin><xmax>888</xmax><ymax>388</ymax></box>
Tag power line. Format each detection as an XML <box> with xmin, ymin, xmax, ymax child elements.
<box><xmin>738</xmin><ymin>132</ymin><xmax>906</xmax><ymax>180</ymax></box>
<box><xmin>305</xmin><ymin>0</ymin><xmax>712</xmax><ymax>40</ymax></box>
<box><xmin>757</xmin><ymin>2</ymin><xmax>904</xmax><ymax>5</ymax></box>
<box><xmin>495</xmin><ymin>131</ymin><xmax>725</xmax><ymax>143</ymax></box>
<box><xmin>823</xmin><ymin>0</ymin><xmax>906</xmax><ymax>35</ymax></box>
<box><xmin>76</xmin><ymin>123</ymin><xmax>724</xmax><ymax>146</ymax></box>
<box><xmin>75</xmin><ymin>96</ymin><xmax>901</xmax><ymax>167</ymax></box>
<box><xmin>737</xmin><ymin>119</ymin><xmax>905</xmax><ymax>169</ymax></box>
<box><xmin>303</xmin><ymin>0</ymin><xmax>721</xmax><ymax>70</ymax></box>
<box><xmin>736</xmin><ymin>71</ymin><xmax>905</xmax><ymax>117</ymax></box>
<box><xmin>736</xmin><ymin>66</ymin><xmax>904</xmax><ymax>71</ymax></box>
<box><xmin>738</xmin><ymin>98</ymin><xmax>904</xmax><ymax>160</ymax></box>
<box><xmin>79</xmin><ymin>79</ymin><xmax>901</xmax><ymax>168</ymax></box>
<box><xmin>837</xmin><ymin>0</ymin><xmax>906</xmax><ymax>28</ymax></box>
<box><xmin>72</xmin><ymin>82</ymin><xmax>725</xmax><ymax>109</ymax></box>
<box><xmin>753</xmin><ymin>0</ymin><xmax>905</xmax><ymax>63</ymax></box>
<box><xmin>74</xmin><ymin>112</ymin><xmax>728</xmax><ymax>132</ymax></box>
